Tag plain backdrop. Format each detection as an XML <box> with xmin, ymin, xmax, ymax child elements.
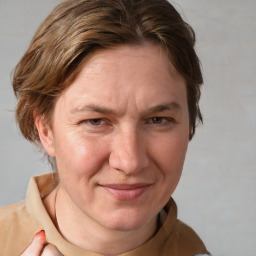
<box><xmin>0</xmin><ymin>1</ymin><xmax>255</xmax><ymax>255</ymax></box>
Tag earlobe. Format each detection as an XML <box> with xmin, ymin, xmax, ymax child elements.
<box><xmin>35</xmin><ymin>115</ymin><xmax>55</xmax><ymax>157</ymax></box>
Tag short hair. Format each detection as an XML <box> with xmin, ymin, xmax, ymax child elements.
<box><xmin>13</xmin><ymin>0</ymin><xmax>203</xmax><ymax>146</ymax></box>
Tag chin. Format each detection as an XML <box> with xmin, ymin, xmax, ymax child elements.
<box><xmin>103</xmin><ymin>209</ymin><xmax>154</xmax><ymax>232</ymax></box>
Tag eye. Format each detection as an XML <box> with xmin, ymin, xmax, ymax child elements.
<box><xmin>80</xmin><ymin>118</ymin><xmax>112</xmax><ymax>132</ymax></box>
<box><xmin>149</xmin><ymin>117</ymin><xmax>174</xmax><ymax>125</ymax></box>
<box><xmin>88</xmin><ymin>119</ymin><xmax>103</xmax><ymax>126</ymax></box>
<box><xmin>151</xmin><ymin>117</ymin><xmax>165</xmax><ymax>124</ymax></box>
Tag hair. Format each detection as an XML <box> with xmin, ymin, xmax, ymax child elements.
<box><xmin>13</xmin><ymin>0</ymin><xmax>203</xmax><ymax>146</ymax></box>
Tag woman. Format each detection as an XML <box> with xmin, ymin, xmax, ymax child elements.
<box><xmin>0</xmin><ymin>0</ymin><xmax>210</xmax><ymax>255</ymax></box>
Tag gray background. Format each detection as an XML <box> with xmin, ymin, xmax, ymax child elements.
<box><xmin>0</xmin><ymin>0</ymin><xmax>255</xmax><ymax>255</ymax></box>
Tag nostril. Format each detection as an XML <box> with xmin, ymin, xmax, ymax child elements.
<box><xmin>115</xmin><ymin>168</ymin><xmax>127</xmax><ymax>175</ymax></box>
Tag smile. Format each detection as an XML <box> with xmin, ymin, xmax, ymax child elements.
<box><xmin>100</xmin><ymin>184</ymin><xmax>151</xmax><ymax>201</ymax></box>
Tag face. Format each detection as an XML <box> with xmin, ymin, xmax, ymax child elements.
<box><xmin>39</xmin><ymin>43</ymin><xmax>190</xmax><ymax>232</ymax></box>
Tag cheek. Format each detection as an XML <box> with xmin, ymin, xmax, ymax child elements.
<box><xmin>54</xmin><ymin>131</ymin><xmax>110</xmax><ymax>179</ymax></box>
<box><xmin>158</xmin><ymin>136</ymin><xmax>188</xmax><ymax>199</ymax></box>
<box><xmin>152</xmin><ymin>132</ymin><xmax>189</xmax><ymax>177</ymax></box>
<box><xmin>55</xmin><ymin>134</ymin><xmax>111</xmax><ymax>206</ymax></box>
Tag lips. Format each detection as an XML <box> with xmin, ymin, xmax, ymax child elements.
<box><xmin>100</xmin><ymin>183</ymin><xmax>151</xmax><ymax>201</ymax></box>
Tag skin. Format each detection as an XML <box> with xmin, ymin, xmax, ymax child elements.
<box><xmin>20</xmin><ymin>231</ymin><xmax>62</xmax><ymax>256</ymax></box>
<box><xmin>34</xmin><ymin>43</ymin><xmax>190</xmax><ymax>255</ymax></box>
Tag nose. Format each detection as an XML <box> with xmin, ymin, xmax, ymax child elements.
<box><xmin>109</xmin><ymin>126</ymin><xmax>149</xmax><ymax>175</ymax></box>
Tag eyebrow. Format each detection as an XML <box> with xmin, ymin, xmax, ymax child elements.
<box><xmin>143</xmin><ymin>102</ymin><xmax>181</xmax><ymax>116</ymax></box>
<box><xmin>70</xmin><ymin>104</ymin><xmax>117</xmax><ymax>115</ymax></box>
<box><xmin>70</xmin><ymin>101</ymin><xmax>182</xmax><ymax>116</ymax></box>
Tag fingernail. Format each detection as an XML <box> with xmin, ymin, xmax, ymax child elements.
<box><xmin>35</xmin><ymin>230</ymin><xmax>46</xmax><ymax>240</ymax></box>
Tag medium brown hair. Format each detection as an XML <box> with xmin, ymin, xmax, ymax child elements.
<box><xmin>13</xmin><ymin>0</ymin><xmax>203</xmax><ymax>145</ymax></box>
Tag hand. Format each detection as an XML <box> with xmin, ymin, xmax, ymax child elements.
<box><xmin>20</xmin><ymin>230</ymin><xmax>63</xmax><ymax>256</ymax></box>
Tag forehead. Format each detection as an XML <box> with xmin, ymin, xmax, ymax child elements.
<box><xmin>56</xmin><ymin>43</ymin><xmax>187</xmax><ymax>113</ymax></box>
<box><xmin>82</xmin><ymin>43</ymin><xmax>180</xmax><ymax>79</ymax></box>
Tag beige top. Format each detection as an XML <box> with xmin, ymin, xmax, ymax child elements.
<box><xmin>0</xmin><ymin>173</ymin><xmax>209</xmax><ymax>256</ymax></box>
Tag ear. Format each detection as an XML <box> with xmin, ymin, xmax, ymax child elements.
<box><xmin>35</xmin><ymin>114</ymin><xmax>55</xmax><ymax>157</ymax></box>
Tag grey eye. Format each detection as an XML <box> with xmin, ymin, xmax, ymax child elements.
<box><xmin>89</xmin><ymin>119</ymin><xmax>102</xmax><ymax>125</ymax></box>
<box><xmin>151</xmin><ymin>117</ymin><xmax>164</xmax><ymax>124</ymax></box>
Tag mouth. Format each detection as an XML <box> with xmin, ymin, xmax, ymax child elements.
<box><xmin>100</xmin><ymin>183</ymin><xmax>152</xmax><ymax>201</ymax></box>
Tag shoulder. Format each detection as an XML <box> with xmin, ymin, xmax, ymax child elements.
<box><xmin>0</xmin><ymin>200</ymin><xmax>26</xmax><ymax>220</ymax></box>
<box><xmin>0</xmin><ymin>200</ymin><xmax>31</xmax><ymax>232</ymax></box>
<box><xmin>174</xmin><ymin>219</ymin><xmax>210</xmax><ymax>255</ymax></box>
<box><xmin>0</xmin><ymin>201</ymin><xmax>41</xmax><ymax>255</ymax></box>
<box><xmin>0</xmin><ymin>200</ymin><xmax>32</xmax><ymax>237</ymax></box>
<box><xmin>157</xmin><ymin>198</ymin><xmax>210</xmax><ymax>255</ymax></box>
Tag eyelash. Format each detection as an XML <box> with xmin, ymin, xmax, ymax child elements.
<box><xmin>81</xmin><ymin>117</ymin><xmax>174</xmax><ymax>127</ymax></box>
<box><xmin>147</xmin><ymin>117</ymin><xmax>174</xmax><ymax>126</ymax></box>
<box><xmin>83</xmin><ymin>118</ymin><xmax>107</xmax><ymax>126</ymax></box>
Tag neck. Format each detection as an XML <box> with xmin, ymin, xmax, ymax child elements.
<box><xmin>52</xmin><ymin>186</ymin><xmax>158</xmax><ymax>255</ymax></box>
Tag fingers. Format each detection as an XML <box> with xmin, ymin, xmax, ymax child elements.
<box><xmin>20</xmin><ymin>230</ymin><xmax>46</xmax><ymax>256</ymax></box>
<box><xmin>42</xmin><ymin>244</ymin><xmax>63</xmax><ymax>256</ymax></box>
<box><xmin>20</xmin><ymin>231</ymin><xmax>63</xmax><ymax>256</ymax></box>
